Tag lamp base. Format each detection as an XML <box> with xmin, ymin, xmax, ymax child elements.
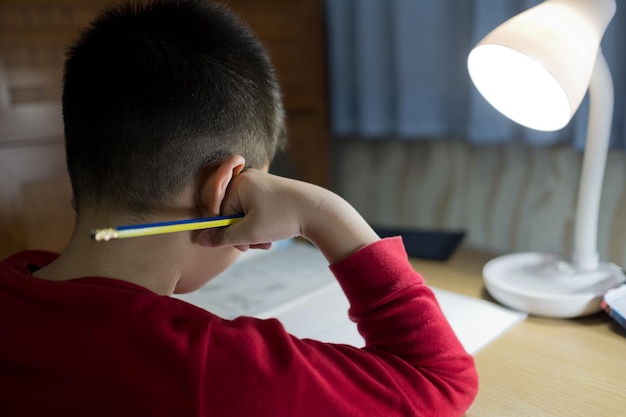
<box><xmin>483</xmin><ymin>252</ymin><xmax>625</xmax><ymax>318</ymax></box>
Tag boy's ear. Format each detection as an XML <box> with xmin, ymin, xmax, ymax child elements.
<box><xmin>200</xmin><ymin>155</ymin><xmax>245</xmax><ymax>217</ymax></box>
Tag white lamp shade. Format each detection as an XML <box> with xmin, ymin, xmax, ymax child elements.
<box><xmin>467</xmin><ymin>0</ymin><xmax>616</xmax><ymax>131</ymax></box>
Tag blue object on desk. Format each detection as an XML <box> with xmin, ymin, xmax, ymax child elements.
<box><xmin>373</xmin><ymin>226</ymin><xmax>465</xmax><ymax>261</ymax></box>
<box><xmin>602</xmin><ymin>284</ymin><xmax>626</xmax><ymax>332</ymax></box>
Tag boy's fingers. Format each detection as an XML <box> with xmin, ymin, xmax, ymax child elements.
<box><xmin>249</xmin><ymin>242</ymin><xmax>272</xmax><ymax>250</ymax></box>
<box><xmin>198</xmin><ymin>221</ymin><xmax>251</xmax><ymax>248</ymax></box>
<box><xmin>198</xmin><ymin>223</ymin><xmax>278</xmax><ymax>250</ymax></box>
<box><xmin>197</xmin><ymin>228</ymin><xmax>228</xmax><ymax>247</ymax></box>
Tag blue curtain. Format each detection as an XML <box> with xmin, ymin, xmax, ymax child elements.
<box><xmin>325</xmin><ymin>0</ymin><xmax>626</xmax><ymax>149</ymax></box>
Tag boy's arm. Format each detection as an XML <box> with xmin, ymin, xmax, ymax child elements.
<box><xmin>197</xmin><ymin>170</ymin><xmax>478</xmax><ymax>416</ymax></box>
<box><xmin>329</xmin><ymin>236</ymin><xmax>479</xmax><ymax>415</ymax></box>
<box><xmin>200</xmin><ymin>237</ymin><xmax>478</xmax><ymax>417</ymax></box>
<box><xmin>197</xmin><ymin>169</ymin><xmax>378</xmax><ymax>263</ymax></box>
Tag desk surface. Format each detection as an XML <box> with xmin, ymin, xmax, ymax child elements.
<box><xmin>412</xmin><ymin>247</ymin><xmax>626</xmax><ymax>417</ymax></box>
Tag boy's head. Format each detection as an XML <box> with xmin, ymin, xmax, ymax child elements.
<box><xmin>63</xmin><ymin>0</ymin><xmax>286</xmax><ymax>217</ymax></box>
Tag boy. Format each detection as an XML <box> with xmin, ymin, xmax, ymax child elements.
<box><xmin>0</xmin><ymin>1</ymin><xmax>478</xmax><ymax>416</ymax></box>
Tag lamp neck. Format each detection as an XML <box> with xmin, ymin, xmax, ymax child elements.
<box><xmin>572</xmin><ymin>50</ymin><xmax>614</xmax><ymax>271</ymax></box>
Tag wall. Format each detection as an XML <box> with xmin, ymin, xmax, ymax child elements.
<box><xmin>335</xmin><ymin>139</ymin><xmax>626</xmax><ymax>267</ymax></box>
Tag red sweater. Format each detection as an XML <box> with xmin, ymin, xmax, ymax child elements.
<box><xmin>0</xmin><ymin>237</ymin><xmax>477</xmax><ymax>416</ymax></box>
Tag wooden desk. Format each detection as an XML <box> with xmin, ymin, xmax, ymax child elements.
<box><xmin>411</xmin><ymin>248</ymin><xmax>626</xmax><ymax>417</ymax></box>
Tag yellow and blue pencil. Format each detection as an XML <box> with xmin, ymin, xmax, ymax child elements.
<box><xmin>90</xmin><ymin>214</ymin><xmax>243</xmax><ymax>242</ymax></box>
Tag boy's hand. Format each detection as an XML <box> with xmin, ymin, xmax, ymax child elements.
<box><xmin>197</xmin><ymin>170</ymin><xmax>379</xmax><ymax>264</ymax></box>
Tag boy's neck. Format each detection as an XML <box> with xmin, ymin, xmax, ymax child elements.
<box><xmin>33</xmin><ymin>216</ymin><xmax>190</xmax><ymax>295</ymax></box>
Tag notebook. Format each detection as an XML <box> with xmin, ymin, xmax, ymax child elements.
<box><xmin>176</xmin><ymin>239</ymin><xmax>526</xmax><ymax>354</ymax></box>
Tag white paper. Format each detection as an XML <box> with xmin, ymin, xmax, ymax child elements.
<box><xmin>176</xmin><ymin>240</ymin><xmax>526</xmax><ymax>354</ymax></box>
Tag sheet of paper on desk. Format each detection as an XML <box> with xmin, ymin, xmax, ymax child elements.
<box><xmin>176</xmin><ymin>240</ymin><xmax>526</xmax><ymax>354</ymax></box>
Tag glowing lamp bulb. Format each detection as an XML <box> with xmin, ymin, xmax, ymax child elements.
<box><xmin>468</xmin><ymin>45</ymin><xmax>571</xmax><ymax>131</ymax></box>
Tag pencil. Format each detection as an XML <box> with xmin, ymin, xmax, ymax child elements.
<box><xmin>90</xmin><ymin>214</ymin><xmax>244</xmax><ymax>242</ymax></box>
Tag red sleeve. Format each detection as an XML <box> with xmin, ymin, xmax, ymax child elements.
<box><xmin>199</xmin><ymin>237</ymin><xmax>478</xmax><ymax>417</ymax></box>
<box><xmin>331</xmin><ymin>236</ymin><xmax>479</xmax><ymax>414</ymax></box>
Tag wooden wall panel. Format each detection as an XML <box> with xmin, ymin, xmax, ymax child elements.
<box><xmin>0</xmin><ymin>142</ymin><xmax>74</xmax><ymax>258</ymax></box>
<box><xmin>0</xmin><ymin>1</ymin><xmax>107</xmax><ymax>258</ymax></box>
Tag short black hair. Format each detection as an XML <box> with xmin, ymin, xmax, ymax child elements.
<box><xmin>63</xmin><ymin>0</ymin><xmax>286</xmax><ymax>215</ymax></box>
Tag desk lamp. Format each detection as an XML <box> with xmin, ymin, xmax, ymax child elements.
<box><xmin>467</xmin><ymin>0</ymin><xmax>625</xmax><ymax>318</ymax></box>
